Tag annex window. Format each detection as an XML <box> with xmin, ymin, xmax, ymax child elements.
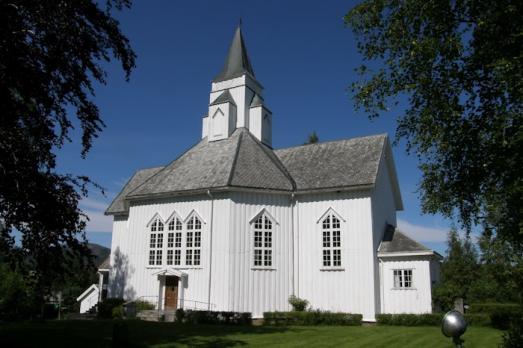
<box><xmin>166</xmin><ymin>217</ymin><xmax>182</xmax><ymax>266</ymax></box>
<box><xmin>186</xmin><ymin>215</ymin><xmax>202</xmax><ymax>266</ymax></box>
<box><xmin>149</xmin><ymin>217</ymin><xmax>164</xmax><ymax>266</ymax></box>
<box><xmin>393</xmin><ymin>269</ymin><xmax>413</xmax><ymax>289</ymax></box>
<box><xmin>321</xmin><ymin>213</ymin><xmax>341</xmax><ymax>267</ymax></box>
<box><xmin>253</xmin><ymin>214</ymin><xmax>273</xmax><ymax>267</ymax></box>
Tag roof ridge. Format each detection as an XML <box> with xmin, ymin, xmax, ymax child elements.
<box><xmin>241</xmin><ymin>130</ymin><xmax>296</xmax><ymax>190</ymax></box>
<box><xmin>395</xmin><ymin>229</ymin><xmax>431</xmax><ymax>251</ymax></box>
<box><xmin>275</xmin><ymin>133</ymin><xmax>388</xmax><ymax>152</ymax></box>
<box><xmin>226</xmin><ymin>130</ymin><xmax>244</xmax><ymax>186</ymax></box>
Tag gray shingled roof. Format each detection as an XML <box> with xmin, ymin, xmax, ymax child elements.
<box><xmin>125</xmin><ymin>129</ymin><xmax>294</xmax><ymax>200</ymax></box>
<box><xmin>210</xmin><ymin>90</ymin><xmax>236</xmax><ymax>106</ymax></box>
<box><xmin>250</xmin><ymin>94</ymin><xmax>263</xmax><ymax>107</ymax></box>
<box><xmin>274</xmin><ymin>134</ymin><xmax>386</xmax><ymax>191</ymax></box>
<box><xmin>105</xmin><ymin>166</ymin><xmax>164</xmax><ymax>215</ymax></box>
<box><xmin>106</xmin><ymin>132</ymin><xmax>399</xmax><ymax>215</ymax></box>
<box><xmin>213</xmin><ymin>26</ymin><xmax>255</xmax><ymax>82</ymax></box>
<box><xmin>378</xmin><ymin>224</ymin><xmax>431</xmax><ymax>254</ymax></box>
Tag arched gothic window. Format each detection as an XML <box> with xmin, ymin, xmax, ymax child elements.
<box><xmin>166</xmin><ymin>217</ymin><xmax>182</xmax><ymax>266</ymax></box>
<box><xmin>321</xmin><ymin>214</ymin><xmax>341</xmax><ymax>267</ymax></box>
<box><xmin>186</xmin><ymin>215</ymin><xmax>202</xmax><ymax>266</ymax></box>
<box><xmin>253</xmin><ymin>214</ymin><xmax>273</xmax><ymax>267</ymax></box>
<box><xmin>149</xmin><ymin>217</ymin><xmax>164</xmax><ymax>266</ymax></box>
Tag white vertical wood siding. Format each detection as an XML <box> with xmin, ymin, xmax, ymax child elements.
<box><xmin>108</xmin><ymin>194</ymin><xmax>231</xmax><ymax>311</ymax></box>
<box><xmin>228</xmin><ymin>192</ymin><xmax>293</xmax><ymax>317</ymax></box>
<box><xmin>371</xmin><ymin>156</ymin><xmax>399</xmax><ymax>315</ymax></box>
<box><xmin>380</xmin><ymin>257</ymin><xmax>433</xmax><ymax>313</ymax></box>
<box><xmin>296</xmin><ymin>191</ymin><xmax>377</xmax><ymax>321</ymax></box>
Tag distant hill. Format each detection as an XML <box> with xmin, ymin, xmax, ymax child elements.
<box><xmin>88</xmin><ymin>243</ymin><xmax>110</xmax><ymax>267</ymax></box>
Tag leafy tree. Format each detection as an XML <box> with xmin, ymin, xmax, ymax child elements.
<box><xmin>433</xmin><ymin>229</ymin><xmax>478</xmax><ymax>310</ymax></box>
<box><xmin>304</xmin><ymin>131</ymin><xmax>319</xmax><ymax>145</ymax></box>
<box><xmin>345</xmin><ymin>0</ymin><xmax>522</xmax><ymax>249</ymax></box>
<box><xmin>0</xmin><ymin>0</ymin><xmax>135</xmax><ymax>312</ymax></box>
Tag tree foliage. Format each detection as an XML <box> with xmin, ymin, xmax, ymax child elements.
<box><xmin>0</xmin><ymin>0</ymin><xmax>135</xmax><ymax>308</ymax></box>
<box><xmin>304</xmin><ymin>131</ymin><xmax>319</xmax><ymax>145</ymax></box>
<box><xmin>345</xmin><ymin>0</ymin><xmax>523</xmax><ymax>248</ymax></box>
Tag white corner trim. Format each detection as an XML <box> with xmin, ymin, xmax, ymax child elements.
<box><xmin>316</xmin><ymin>207</ymin><xmax>346</xmax><ymax>224</ymax></box>
<box><xmin>248</xmin><ymin>207</ymin><xmax>279</xmax><ymax>225</ymax></box>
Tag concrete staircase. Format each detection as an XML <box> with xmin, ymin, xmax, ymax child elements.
<box><xmin>136</xmin><ymin>309</ymin><xmax>176</xmax><ymax>322</ymax></box>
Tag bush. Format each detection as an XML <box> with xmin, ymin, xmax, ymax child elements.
<box><xmin>175</xmin><ymin>308</ymin><xmax>185</xmax><ymax>322</ymax></box>
<box><xmin>288</xmin><ymin>295</ymin><xmax>309</xmax><ymax>311</ymax></box>
<box><xmin>182</xmin><ymin>310</ymin><xmax>252</xmax><ymax>325</ymax></box>
<box><xmin>135</xmin><ymin>300</ymin><xmax>155</xmax><ymax>311</ymax></box>
<box><xmin>376</xmin><ymin>313</ymin><xmax>443</xmax><ymax>326</ymax></box>
<box><xmin>97</xmin><ymin>298</ymin><xmax>125</xmax><ymax>319</ymax></box>
<box><xmin>263</xmin><ymin>311</ymin><xmax>362</xmax><ymax>326</ymax></box>
<box><xmin>112</xmin><ymin>305</ymin><xmax>124</xmax><ymax>319</ymax></box>
<box><xmin>468</xmin><ymin>303</ymin><xmax>522</xmax><ymax>330</ymax></box>
<box><xmin>376</xmin><ymin>313</ymin><xmax>491</xmax><ymax>327</ymax></box>
<box><xmin>502</xmin><ymin>316</ymin><xmax>523</xmax><ymax>348</ymax></box>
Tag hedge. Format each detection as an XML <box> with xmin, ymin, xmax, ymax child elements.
<box><xmin>469</xmin><ymin>303</ymin><xmax>522</xmax><ymax>330</ymax></box>
<box><xmin>376</xmin><ymin>313</ymin><xmax>492</xmax><ymax>327</ymax></box>
<box><xmin>98</xmin><ymin>298</ymin><xmax>125</xmax><ymax>319</ymax></box>
<box><xmin>182</xmin><ymin>310</ymin><xmax>252</xmax><ymax>325</ymax></box>
<box><xmin>263</xmin><ymin>311</ymin><xmax>362</xmax><ymax>326</ymax></box>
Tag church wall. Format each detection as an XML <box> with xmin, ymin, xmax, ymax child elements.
<box><xmin>296</xmin><ymin>191</ymin><xmax>377</xmax><ymax>321</ymax></box>
<box><xmin>108</xmin><ymin>194</ymin><xmax>231</xmax><ymax>311</ymax></box>
<box><xmin>380</xmin><ymin>257</ymin><xmax>433</xmax><ymax>314</ymax></box>
<box><xmin>228</xmin><ymin>191</ymin><xmax>294</xmax><ymax>317</ymax></box>
<box><xmin>371</xmin><ymin>155</ymin><xmax>398</xmax><ymax>314</ymax></box>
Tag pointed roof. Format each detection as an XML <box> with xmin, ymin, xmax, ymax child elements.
<box><xmin>250</xmin><ymin>94</ymin><xmax>263</xmax><ymax>108</ymax></box>
<box><xmin>210</xmin><ymin>90</ymin><xmax>236</xmax><ymax>106</ymax></box>
<box><xmin>213</xmin><ymin>26</ymin><xmax>255</xmax><ymax>82</ymax></box>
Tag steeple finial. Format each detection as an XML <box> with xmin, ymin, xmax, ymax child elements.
<box><xmin>213</xmin><ymin>24</ymin><xmax>255</xmax><ymax>83</ymax></box>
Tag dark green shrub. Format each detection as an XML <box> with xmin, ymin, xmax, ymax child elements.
<box><xmin>135</xmin><ymin>300</ymin><xmax>155</xmax><ymax>311</ymax></box>
<box><xmin>464</xmin><ymin>313</ymin><xmax>491</xmax><ymax>326</ymax></box>
<box><xmin>175</xmin><ymin>308</ymin><xmax>185</xmax><ymax>322</ymax></box>
<box><xmin>468</xmin><ymin>303</ymin><xmax>520</xmax><ymax>314</ymax></box>
<box><xmin>183</xmin><ymin>310</ymin><xmax>252</xmax><ymax>325</ymax></box>
<box><xmin>263</xmin><ymin>311</ymin><xmax>362</xmax><ymax>326</ymax></box>
<box><xmin>42</xmin><ymin>304</ymin><xmax>59</xmax><ymax>320</ymax></box>
<box><xmin>376</xmin><ymin>313</ymin><xmax>443</xmax><ymax>326</ymax></box>
<box><xmin>112</xmin><ymin>321</ymin><xmax>129</xmax><ymax>348</ymax></box>
<box><xmin>288</xmin><ymin>295</ymin><xmax>309</xmax><ymax>311</ymax></box>
<box><xmin>112</xmin><ymin>305</ymin><xmax>124</xmax><ymax>319</ymax></box>
<box><xmin>98</xmin><ymin>298</ymin><xmax>125</xmax><ymax>319</ymax></box>
<box><xmin>502</xmin><ymin>316</ymin><xmax>523</xmax><ymax>348</ymax></box>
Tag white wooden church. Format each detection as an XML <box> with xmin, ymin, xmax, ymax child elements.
<box><xmin>95</xmin><ymin>26</ymin><xmax>440</xmax><ymax>321</ymax></box>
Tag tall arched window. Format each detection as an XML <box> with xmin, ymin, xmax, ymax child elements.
<box><xmin>253</xmin><ymin>214</ymin><xmax>272</xmax><ymax>267</ymax></box>
<box><xmin>186</xmin><ymin>215</ymin><xmax>202</xmax><ymax>266</ymax></box>
<box><xmin>322</xmin><ymin>214</ymin><xmax>341</xmax><ymax>267</ymax></box>
<box><xmin>166</xmin><ymin>217</ymin><xmax>182</xmax><ymax>266</ymax></box>
<box><xmin>149</xmin><ymin>217</ymin><xmax>164</xmax><ymax>266</ymax></box>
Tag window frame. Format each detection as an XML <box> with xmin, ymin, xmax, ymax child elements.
<box><xmin>393</xmin><ymin>269</ymin><xmax>414</xmax><ymax>289</ymax></box>
<box><xmin>250</xmin><ymin>210</ymin><xmax>277</xmax><ymax>270</ymax></box>
<box><xmin>318</xmin><ymin>209</ymin><xmax>345</xmax><ymax>271</ymax></box>
<box><xmin>148</xmin><ymin>216</ymin><xmax>165</xmax><ymax>266</ymax></box>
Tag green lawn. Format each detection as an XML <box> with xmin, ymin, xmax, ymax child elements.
<box><xmin>0</xmin><ymin>320</ymin><xmax>503</xmax><ymax>347</ymax></box>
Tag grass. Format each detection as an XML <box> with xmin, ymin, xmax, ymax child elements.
<box><xmin>0</xmin><ymin>320</ymin><xmax>503</xmax><ymax>347</ymax></box>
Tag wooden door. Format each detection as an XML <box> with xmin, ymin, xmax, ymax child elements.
<box><xmin>164</xmin><ymin>276</ymin><xmax>178</xmax><ymax>310</ymax></box>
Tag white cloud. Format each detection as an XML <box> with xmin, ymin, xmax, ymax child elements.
<box><xmin>79</xmin><ymin>197</ymin><xmax>113</xmax><ymax>233</ymax></box>
<box><xmin>397</xmin><ymin>218</ymin><xmax>449</xmax><ymax>242</ymax></box>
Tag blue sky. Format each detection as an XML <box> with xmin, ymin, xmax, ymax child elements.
<box><xmin>56</xmin><ymin>0</ymin><xmax>456</xmax><ymax>254</ymax></box>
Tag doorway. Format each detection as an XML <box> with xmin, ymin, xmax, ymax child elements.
<box><xmin>164</xmin><ymin>276</ymin><xmax>178</xmax><ymax>310</ymax></box>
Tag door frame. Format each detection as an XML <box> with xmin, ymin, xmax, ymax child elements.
<box><xmin>164</xmin><ymin>275</ymin><xmax>179</xmax><ymax>310</ymax></box>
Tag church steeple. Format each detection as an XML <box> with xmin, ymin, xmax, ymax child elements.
<box><xmin>202</xmin><ymin>24</ymin><xmax>272</xmax><ymax>146</ymax></box>
<box><xmin>213</xmin><ymin>25</ymin><xmax>255</xmax><ymax>82</ymax></box>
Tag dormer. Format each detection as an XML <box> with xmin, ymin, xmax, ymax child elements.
<box><xmin>249</xmin><ymin>94</ymin><xmax>272</xmax><ymax>146</ymax></box>
<box><xmin>207</xmin><ymin>90</ymin><xmax>237</xmax><ymax>141</ymax></box>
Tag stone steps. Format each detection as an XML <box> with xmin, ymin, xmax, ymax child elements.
<box><xmin>136</xmin><ymin>309</ymin><xmax>176</xmax><ymax>322</ymax></box>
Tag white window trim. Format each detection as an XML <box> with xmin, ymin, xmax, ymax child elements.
<box><xmin>392</xmin><ymin>269</ymin><xmax>415</xmax><ymax>290</ymax></box>
<box><xmin>165</xmin><ymin>212</ymin><xmax>183</xmax><ymax>267</ymax></box>
<box><xmin>184</xmin><ymin>212</ymin><xmax>203</xmax><ymax>267</ymax></box>
<box><xmin>148</xmin><ymin>215</ymin><xmax>165</xmax><ymax>266</ymax></box>
<box><xmin>318</xmin><ymin>209</ymin><xmax>344</xmax><ymax>269</ymax></box>
<box><xmin>251</xmin><ymin>210</ymin><xmax>277</xmax><ymax>270</ymax></box>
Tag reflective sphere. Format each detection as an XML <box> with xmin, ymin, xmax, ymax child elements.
<box><xmin>442</xmin><ymin>310</ymin><xmax>467</xmax><ymax>338</ymax></box>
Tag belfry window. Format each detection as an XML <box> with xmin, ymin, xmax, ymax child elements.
<box><xmin>149</xmin><ymin>217</ymin><xmax>164</xmax><ymax>266</ymax></box>
<box><xmin>321</xmin><ymin>213</ymin><xmax>341</xmax><ymax>267</ymax></box>
<box><xmin>253</xmin><ymin>214</ymin><xmax>272</xmax><ymax>267</ymax></box>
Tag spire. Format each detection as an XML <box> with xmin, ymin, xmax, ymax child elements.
<box><xmin>213</xmin><ymin>25</ymin><xmax>255</xmax><ymax>82</ymax></box>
